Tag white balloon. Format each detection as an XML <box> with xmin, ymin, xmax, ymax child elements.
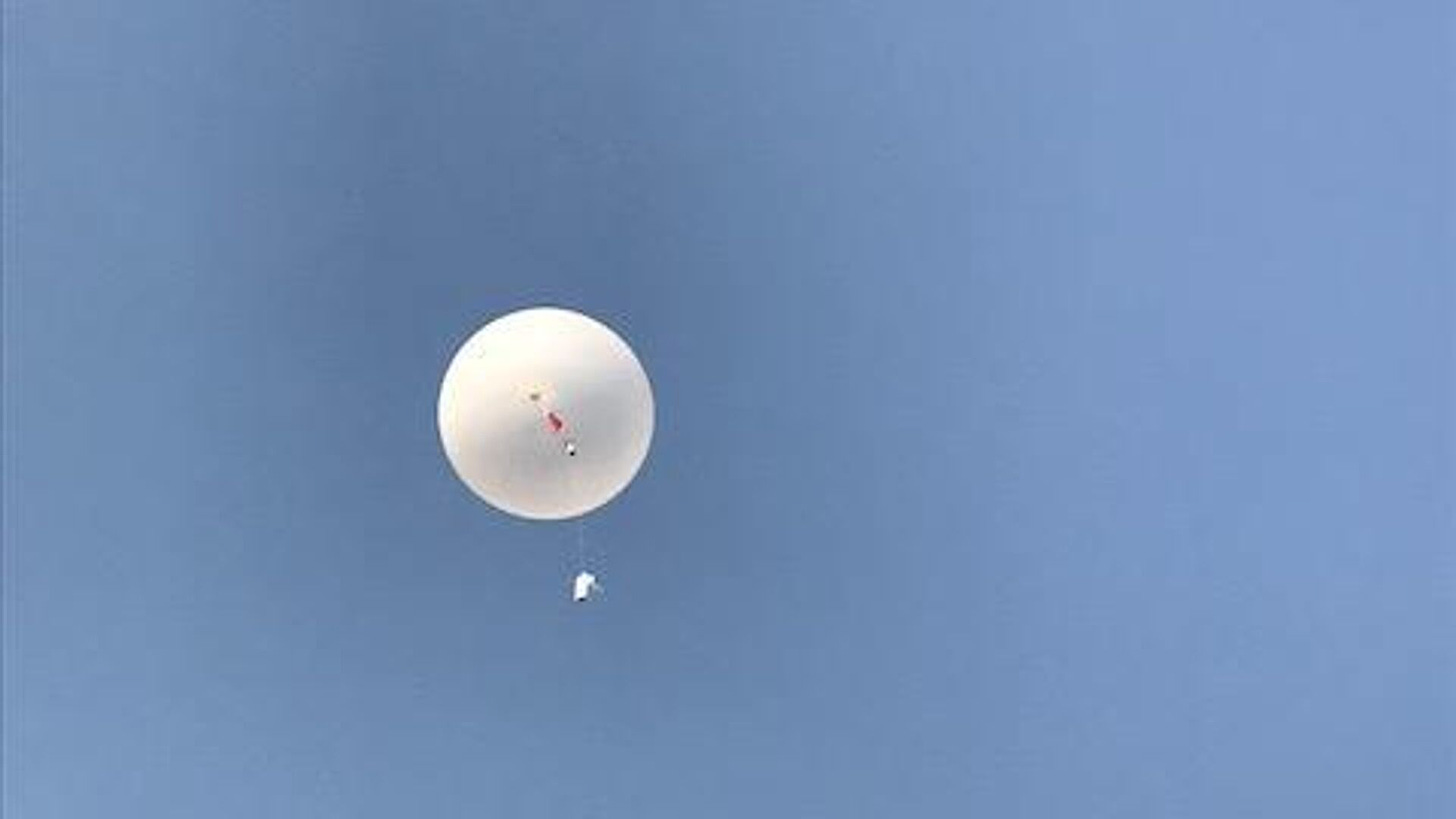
<box><xmin>437</xmin><ymin>307</ymin><xmax>654</xmax><ymax>520</ymax></box>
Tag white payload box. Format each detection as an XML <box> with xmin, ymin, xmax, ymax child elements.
<box><xmin>572</xmin><ymin>571</ymin><xmax>600</xmax><ymax>603</ymax></box>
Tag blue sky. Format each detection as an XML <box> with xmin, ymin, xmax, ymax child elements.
<box><xmin>5</xmin><ymin>1</ymin><xmax>1452</xmax><ymax>817</ymax></box>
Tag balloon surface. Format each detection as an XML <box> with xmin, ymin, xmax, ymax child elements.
<box><xmin>437</xmin><ymin>307</ymin><xmax>654</xmax><ymax>520</ymax></box>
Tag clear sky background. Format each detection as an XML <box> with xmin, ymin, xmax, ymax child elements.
<box><xmin>4</xmin><ymin>1</ymin><xmax>1452</xmax><ymax>817</ymax></box>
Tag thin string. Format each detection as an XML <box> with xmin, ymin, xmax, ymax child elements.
<box><xmin>575</xmin><ymin>512</ymin><xmax>588</xmax><ymax>572</ymax></box>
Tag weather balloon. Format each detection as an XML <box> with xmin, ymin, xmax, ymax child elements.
<box><xmin>437</xmin><ymin>306</ymin><xmax>654</xmax><ymax>523</ymax></box>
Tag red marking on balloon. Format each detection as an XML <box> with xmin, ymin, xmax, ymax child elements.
<box><xmin>546</xmin><ymin>411</ymin><xmax>566</xmax><ymax>433</ymax></box>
